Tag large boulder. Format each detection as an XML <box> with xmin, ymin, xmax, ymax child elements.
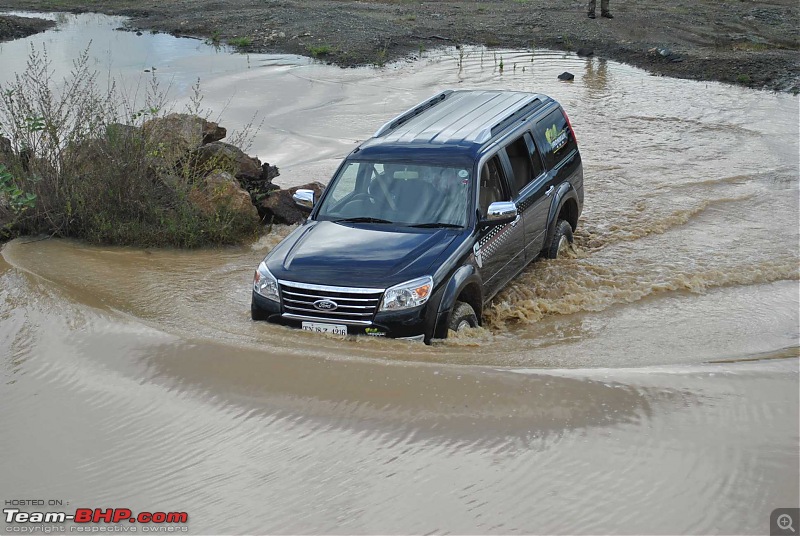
<box><xmin>141</xmin><ymin>114</ymin><xmax>227</xmax><ymax>169</ymax></box>
<box><xmin>142</xmin><ymin>113</ymin><xmax>203</xmax><ymax>148</ymax></box>
<box><xmin>188</xmin><ymin>170</ymin><xmax>259</xmax><ymax>222</ymax></box>
<box><xmin>259</xmin><ymin>182</ymin><xmax>325</xmax><ymax>224</ymax></box>
<box><xmin>187</xmin><ymin>141</ymin><xmax>263</xmax><ymax>182</ymax></box>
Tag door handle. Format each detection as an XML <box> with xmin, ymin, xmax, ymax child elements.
<box><xmin>545</xmin><ymin>186</ymin><xmax>555</xmax><ymax>196</ymax></box>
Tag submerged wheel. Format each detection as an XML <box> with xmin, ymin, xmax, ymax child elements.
<box><xmin>251</xmin><ymin>300</ymin><xmax>270</xmax><ymax>321</ymax></box>
<box><xmin>447</xmin><ymin>301</ymin><xmax>479</xmax><ymax>334</ymax></box>
<box><xmin>546</xmin><ymin>219</ymin><xmax>574</xmax><ymax>259</ymax></box>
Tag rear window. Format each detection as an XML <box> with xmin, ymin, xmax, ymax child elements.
<box><xmin>536</xmin><ymin>108</ymin><xmax>577</xmax><ymax>168</ymax></box>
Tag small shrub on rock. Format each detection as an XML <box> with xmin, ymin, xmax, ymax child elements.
<box><xmin>0</xmin><ymin>45</ymin><xmax>268</xmax><ymax>247</ymax></box>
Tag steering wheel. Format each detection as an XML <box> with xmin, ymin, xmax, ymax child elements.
<box><xmin>333</xmin><ymin>192</ymin><xmax>375</xmax><ymax>213</ymax></box>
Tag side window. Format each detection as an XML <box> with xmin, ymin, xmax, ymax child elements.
<box><xmin>479</xmin><ymin>156</ymin><xmax>509</xmax><ymax>216</ymax></box>
<box><xmin>524</xmin><ymin>132</ymin><xmax>545</xmax><ymax>180</ymax></box>
<box><xmin>536</xmin><ymin>108</ymin><xmax>577</xmax><ymax>169</ymax></box>
<box><xmin>505</xmin><ymin>136</ymin><xmax>533</xmax><ymax>192</ymax></box>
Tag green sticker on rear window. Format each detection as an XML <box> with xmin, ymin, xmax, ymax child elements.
<box><xmin>545</xmin><ymin>123</ymin><xmax>568</xmax><ymax>153</ymax></box>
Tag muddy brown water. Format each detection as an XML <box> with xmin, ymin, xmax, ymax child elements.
<box><xmin>1</xmin><ymin>12</ymin><xmax>799</xmax><ymax>535</ymax></box>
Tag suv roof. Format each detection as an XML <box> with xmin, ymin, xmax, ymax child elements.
<box><xmin>355</xmin><ymin>90</ymin><xmax>552</xmax><ymax>161</ymax></box>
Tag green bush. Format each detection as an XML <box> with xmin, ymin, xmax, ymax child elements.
<box><xmin>0</xmin><ymin>46</ymin><xmax>259</xmax><ymax>247</ymax></box>
<box><xmin>307</xmin><ymin>44</ymin><xmax>333</xmax><ymax>57</ymax></box>
<box><xmin>228</xmin><ymin>36</ymin><xmax>253</xmax><ymax>48</ymax></box>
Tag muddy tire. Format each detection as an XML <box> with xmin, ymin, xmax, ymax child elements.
<box><xmin>251</xmin><ymin>300</ymin><xmax>269</xmax><ymax>321</ymax></box>
<box><xmin>447</xmin><ymin>301</ymin><xmax>479</xmax><ymax>334</ymax></box>
<box><xmin>546</xmin><ymin>219</ymin><xmax>574</xmax><ymax>259</ymax></box>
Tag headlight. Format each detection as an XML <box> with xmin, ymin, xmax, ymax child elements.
<box><xmin>379</xmin><ymin>276</ymin><xmax>433</xmax><ymax>311</ymax></box>
<box><xmin>253</xmin><ymin>261</ymin><xmax>279</xmax><ymax>302</ymax></box>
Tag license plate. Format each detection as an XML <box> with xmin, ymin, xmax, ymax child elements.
<box><xmin>301</xmin><ymin>322</ymin><xmax>348</xmax><ymax>336</ymax></box>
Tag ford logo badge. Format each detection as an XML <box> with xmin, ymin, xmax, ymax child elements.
<box><xmin>313</xmin><ymin>299</ymin><xmax>338</xmax><ymax>311</ymax></box>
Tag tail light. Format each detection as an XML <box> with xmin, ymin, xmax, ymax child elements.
<box><xmin>563</xmin><ymin>110</ymin><xmax>577</xmax><ymax>144</ymax></box>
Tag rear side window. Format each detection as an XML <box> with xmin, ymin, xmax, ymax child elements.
<box><xmin>505</xmin><ymin>136</ymin><xmax>533</xmax><ymax>192</ymax></box>
<box><xmin>537</xmin><ymin>108</ymin><xmax>577</xmax><ymax>168</ymax></box>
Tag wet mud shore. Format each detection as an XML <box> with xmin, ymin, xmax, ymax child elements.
<box><xmin>1</xmin><ymin>0</ymin><xmax>798</xmax><ymax>92</ymax></box>
<box><xmin>0</xmin><ymin>12</ymin><xmax>53</xmax><ymax>41</ymax></box>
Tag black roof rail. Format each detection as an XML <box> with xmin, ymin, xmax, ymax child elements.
<box><xmin>373</xmin><ymin>90</ymin><xmax>453</xmax><ymax>137</ymax></box>
<box><xmin>487</xmin><ymin>98</ymin><xmax>542</xmax><ymax>140</ymax></box>
<box><xmin>467</xmin><ymin>95</ymin><xmax>542</xmax><ymax>144</ymax></box>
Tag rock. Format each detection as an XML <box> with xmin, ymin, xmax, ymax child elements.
<box><xmin>261</xmin><ymin>163</ymin><xmax>280</xmax><ymax>182</ymax></box>
<box><xmin>576</xmin><ymin>48</ymin><xmax>594</xmax><ymax>57</ymax></box>
<box><xmin>62</xmin><ymin>138</ymin><xmax>107</xmax><ymax>176</ymax></box>
<box><xmin>202</xmin><ymin>121</ymin><xmax>226</xmax><ymax>144</ymax></box>
<box><xmin>141</xmin><ymin>114</ymin><xmax>226</xmax><ymax>167</ymax></box>
<box><xmin>187</xmin><ymin>141</ymin><xmax>263</xmax><ymax>183</ymax></box>
<box><xmin>259</xmin><ymin>182</ymin><xmax>325</xmax><ymax>224</ymax></box>
<box><xmin>143</xmin><ymin>113</ymin><xmax>204</xmax><ymax>148</ymax></box>
<box><xmin>188</xmin><ymin>170</ymin><xmax>259</xmax><ymax>221</ymax></box>
<box><xmin>558</xmin><ymin>71</ymin><xmax>575</xmax><ymax>81</ymax></box>
<box><xmin>647</xmin><ymin>47</ymin><xmax>683</xmax><ymax>63</ymax></box>
<box><xmin>105</xmin><ymin>123</ymin><xmax>140</xmax><ymax>143</ymax></box>
<box><xmin>142</xmin><ymin>113</ymin><xmax>207</xmax><ymax>168</ymax></box>
<box><xmin>246</xmin><ymin>162</ymin><xmax>281</xmax><ymax>200</ymax></box>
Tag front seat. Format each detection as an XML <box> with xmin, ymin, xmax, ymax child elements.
<box><xmin>393</xmin><ymin>180</ymin><xmax>437</xmax><ymax>224</ymax></box>
<box><xmin>479</xmin><ymin>162</ymin><xmax>504</xmax><ymax>216</ymax></box>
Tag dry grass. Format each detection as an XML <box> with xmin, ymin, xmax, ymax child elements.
<box><xmin>0</xmin><ymin>45</ymin><xmax>259</xmax><ymax>246</ymax></box>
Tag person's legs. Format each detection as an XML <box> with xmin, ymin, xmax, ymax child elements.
<box><xmin>587</xmin><ymin>0</ymin><xmax>596</xmax><ymax>17</ymax></box>
<box><xmin>600</xmin><ymin>0</ymin><xmax>613</xmax><ymax>17</ymax></box>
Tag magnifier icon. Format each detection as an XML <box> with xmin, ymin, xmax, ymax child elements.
<box><xmin>778</xmin><ymin>514</ymin><xmax>796</xmax><ymax>533</ymax></box>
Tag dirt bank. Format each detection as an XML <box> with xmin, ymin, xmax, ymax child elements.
<box><xmin>0</xmin><ymin>13</ymin><xmax>54</xmax><ymax>42</ymax></box>
<box><xmin>1</xmin><ymin>0</ymin><xmax>798</xmax><ymax>92</ymax></box>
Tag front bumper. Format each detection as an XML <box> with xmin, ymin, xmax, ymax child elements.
<box><xmin>252</xmin><ymin>289</ymin><xmax>440</xmax><ymax>341</ymax></box>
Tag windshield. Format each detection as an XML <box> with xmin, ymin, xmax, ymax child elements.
<box><xmin>315</xmin><ymin>161</ymin><xmax>472</xmax><ymax>227</ymax></box>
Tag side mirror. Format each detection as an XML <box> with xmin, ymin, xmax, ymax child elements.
<box><xmin>481</xmin><ymin>201</ymin><xmax>517</xmax><ymax>227</ymax></box>
<box><xmin>293</xmin><ymin>189</ymin><xmax>315</xmax><ymax>211</ymax></box>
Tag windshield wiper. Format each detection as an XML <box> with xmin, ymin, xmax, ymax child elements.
<box><xmin>408</xmin><ymin>222</ymin><xmax>464</xmax><ymax>229</ymax></box>
<box><xmin>333</xmin><ymin>217</ymin><xmax>394</xmax><ymax>224</ymax></box>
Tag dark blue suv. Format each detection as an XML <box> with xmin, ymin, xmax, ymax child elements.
<box><xmin>252</xmin><ymin>89</ymin><xmax>583</xmax><ymax>343</ymax></box>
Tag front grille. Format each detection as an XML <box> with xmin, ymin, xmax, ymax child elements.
<box><xmin>278</xmin><ymin>280</ymin><xmax>385</xmax><ymax>326</ymax></box>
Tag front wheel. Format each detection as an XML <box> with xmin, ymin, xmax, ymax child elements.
<box><xmin>545</xmin><ymin>219</ymin><xmax>574</xmax><ymax>259</ymax></box>
<box><xmin>447</xmin><ymin>301</ymin><xmax>479</xmax><ymax>334</ymax></box>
